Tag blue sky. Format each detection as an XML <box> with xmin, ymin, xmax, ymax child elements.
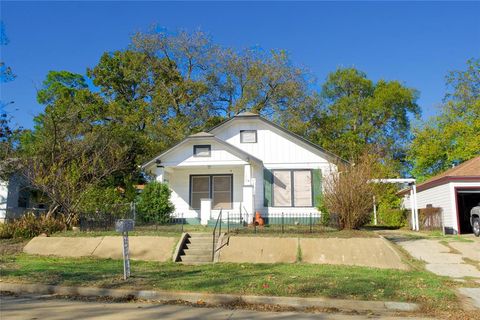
<box><xmin>1</xmin><ymin>1</ymin><xmax>479</xmax><ymax>129</ymax></box>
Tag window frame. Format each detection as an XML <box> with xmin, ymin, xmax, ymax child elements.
<box><xmin>189</xmin><ymin>174</ymin><xmax>233</xmax><ymax>210</ymax></box>
<box><xmin>271</xmin><ymin>169</ymin><xmax>314</xmax><ymax>208</ymax></box>
<box><xmin>193</xmin><ymin>145</ymin><xmax>211</xmax><ymax>157</ymax></box>
<box><xmin>240</xmin><ymin>130</ymin><xmax>257</xmax><ymax>143</ymax></box>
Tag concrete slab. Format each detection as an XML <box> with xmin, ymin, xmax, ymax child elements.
<box><xmin>458</xmin><ymin>288</ymin><xmax>480</xmax><ymax>310</ymax></box>
<box><xmin>426</xmin><ymin>263</ymin><xmax>480</xmax><ymax>278</ymax></box>
<box><xmin>449</xmin><ymin>242</ymin><xmax>480</xmax><ymax>262</ymax></box>
<box><xmin>397</xmin><ymin>240</ymin><xmax>451</xmax><ymax>263</ymax></box>
<box><xmin>23</xmin><ymin>237</ymin><xmax>102</xmax><ymax>257</ymax></box>
<box><xmin>300</xmin><ymin>238</ymin><xmax>408</xmax><ymax>270</ymax></box>
<box><xmin>217</xmin><ymin>236</ymin><xmax>297</xmax><ymax>263</ymax></box>
<box><xmin>92</xmin><ymin>236</ymin><xmax>176</xmax><ymax>261</ymax></box>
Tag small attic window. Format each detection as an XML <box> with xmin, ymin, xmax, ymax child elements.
<box><xmin>193</xmin><ymin>145</ymin><xmax>211</xmax><ymax>157</ymax></box>
<box><xmin>240</xmin><ymin>130</ymin><xmax>257</xmax><ymax>143</ymax></box>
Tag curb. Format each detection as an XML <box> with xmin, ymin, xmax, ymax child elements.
<box><xmin>0</xmin><ymin>282</ymin><xmax>419</xmax><ymax>313</ymax></box>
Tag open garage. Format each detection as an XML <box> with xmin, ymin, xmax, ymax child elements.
<box><xmin>402</xmin><ymin>156</ymin><xmax>480</xmax><ymax>235</ymax></box>
<box><xmin>456</xmin><ymin>188</ymin><xmax>480</xmax><ymax>234</ymax></box>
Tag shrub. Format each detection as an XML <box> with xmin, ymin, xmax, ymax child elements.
<box><xmin>0</xmin><ymin>212</ymin><xmax>67</xmax><ymax>239</ymax></box>
<box><xmin>322</xmin><ymin>154</ymin><xmax>376</xmax><ymax>230</ymax></box>
<box><xmin>136</xmin><ymin>182</ymin><xmax>174</xmax><ymax>224</ymax></box>
<box><xmin>377</xmin><ymin>208</ymin><xmax>407</xmax><ymax>227</ymax></box>
<box><xmin>78</xmin><ymin>186</ymin><xmax>128</xmax><ymax>217</ymax></box>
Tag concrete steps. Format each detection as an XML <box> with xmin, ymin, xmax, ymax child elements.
<box><xmin>179</xmin><ymin>233</ymin><xmax>213</xmax><ymax>264</ymax></box>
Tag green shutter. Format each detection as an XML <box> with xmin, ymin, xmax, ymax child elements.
<box><xmin>312</xmin><ymin>169</ymin><xmax>322</xmax><ymax>207</ymax></box>
<box><xmin>263</xmin><ymin>168</ymin><xmax>273</xmax><ymax>207</ymax></box>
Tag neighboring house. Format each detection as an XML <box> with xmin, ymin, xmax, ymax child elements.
<box><xmin>142</xmin><ymin>112</ymin><xmax>344</xmax><ymax>225</ymax></box>
<box><xmin>401</xmin><ymin>156</ymin><xmax>480</xmax><ymax>234</ymax></box>
<box><xmin>0</xmin><ymin>173</ymin><xmax>35</xmax><ymax>223</ymax></box>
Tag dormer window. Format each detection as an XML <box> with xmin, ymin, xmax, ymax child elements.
<box><xmin>193</xmin><ymin>145</ymin><xmax>211</xmax><ymax>157</ymax></box>
<box><xmin>240</xmin><ymin>130</ymin><xmax>257</xmax><ymax>143</ymax></box>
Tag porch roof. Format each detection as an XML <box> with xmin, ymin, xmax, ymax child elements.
<box><xmin>142</xmin><ymin>133</ymin><xmax>262</xmax><ymax>170</ymax></box>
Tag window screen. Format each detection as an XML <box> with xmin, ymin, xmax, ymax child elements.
<box><xmin>193</xmin><ymin>145</ymin><xmax>211</xmax><ymax>157</ymax></box>
<box><xmin>190</xmin><ymin>175</ymin><xmax>233</xmax><ymax>210</ymax></box>
<box><xmin>191</xmin><ymin>176</ymin><xmax>210</xmax><ymax>209</ymax></box>
<box><xmin>240</xmin><ymin>130</ymin><xmax>257</xmax><ymax>143</ymax></box>
<box><xmin>293</xmin><ymin>170</ymin><xmax>312</xmax><ymax>206</ymax></box>
<box><xmin>273</xmin><ymin>171</ymin><xmax>292</xmax><ymax>207</ymax></box>
<box><xmin>272</xmin><ymin>170</ymin><xmax>313</xmax><ymax>207</ymax></box>
<box><xmin>212</xmin><ymin>176</ymin><xmax>232</xmax><ymax>209</ymax></box>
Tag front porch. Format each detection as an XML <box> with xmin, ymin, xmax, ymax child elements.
<box><xmin>156</xmin><ymin>164</ymin><xmax>257</xmax><ymax>225</ymax></box>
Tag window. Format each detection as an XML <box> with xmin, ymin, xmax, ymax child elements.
<box><xmin>193</xmin><ymin>145</ymin><xmax>211</xmax><ymax>157</ymax></box>
<box><xmin>272</xmin><ymin>170</ymin><xmax>312</xmax><ymax>207</ymax></box>
<box><xmin>17</xmin><ymin>187</ymin><xmax>30</xmax><ymax>208</ymax></box>
<box><xmin>190</xmin><ymin>176</ymin><xmax>210</xmax><ymax>210</ymax></box>
<box><xmin>190</xmin><ymin>175</ymin><xmax>233</xmax><ymax>210</ymax></box>
<box><xmin>240</xmin><ymin>130</ymin><xmax>257</xmax><ymax>143</ymax></box>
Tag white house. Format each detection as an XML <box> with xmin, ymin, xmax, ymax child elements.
<box><xmin>401</xmin><ymin>156</ymin><xmax>480</xmax><ymax>234</ymax></box>
<box><xmin>0</xmin><ymin>173</ymin><xmax>32</xmax><ymax>223</ymax></box>
<box><xmin>142</xmin><ymin>112</ymin><xmax>345</xmax><ymax>225</ymax></box>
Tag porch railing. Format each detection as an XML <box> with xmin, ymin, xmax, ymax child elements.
<box><xmin>212</xmin><ymin>209</ymin><xmax>223</xmax><ymax>260</ymax></box>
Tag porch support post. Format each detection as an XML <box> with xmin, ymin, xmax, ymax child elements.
<box><xmin>155</xmin><ymin>167</ymin><xmax>165</xmax><ymax>183</ymax></box>
<box><xmin>200</xmin><ymin>198</ymin><xmax>212</xmax><ymax>226</ymax></box>
<box><xmin>410</xmin><ymin>188</ymin><xmax>415</xmax><ymax>231</ymax></box>
<box><xmin>243</xmin><ymin>164</ymin><xmax>254</xmax><ymax>223</ymax></box>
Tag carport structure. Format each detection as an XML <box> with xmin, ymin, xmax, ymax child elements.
<box><xmin>400</xmin><ymin>156</ymin><xmax>480</xmax><ymax>235</ymax></box>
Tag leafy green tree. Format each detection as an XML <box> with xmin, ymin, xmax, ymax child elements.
<box><xmin>136</xmin><ymin>182</ymin><xmax>174</xmax><ymax>224</ymax></box>
<box><xmin>408</xmin><ymin>58</ymin><xmax>480</xmax><ymax>181</ymax></box>
<box><xmin>309</xmin><ymin>68</ymin><xmax>420</xmax><ymax>165</ymax></box>
<box><xmin>18</xmin><ymin>71</ymin><xmax>131</xmax><ymax>223</ymax></box>
<box><xmin>0</xmin><ymin>21</ymin><xmax>22</xmax><ymax>179</ymax></box>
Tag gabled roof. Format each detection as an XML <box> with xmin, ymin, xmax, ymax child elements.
<box><xmin>208</xmin><ymin>112</ymin><xmax>348</xmax><ymax>164</ymax></box>
<box><xmin>141</xmin><ymin>133</ymin><xmax>262</xmax><ymax>169</ymax></box>
<box><xmin>414</xmin><ymin>156</ymin><xmax>480</xmax><ymax>192</ymax></box>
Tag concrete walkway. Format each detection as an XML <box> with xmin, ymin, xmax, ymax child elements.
<box><xmin>393</xmin><ymin>236</ymin><xmax>480</xmax><ymax>310</ymax></box>
<box><xmin>396</xmin><ymin>239</ymin><xmax>480</xmax><ymax>279</ymax></box>
<box><xmin>1</xmin><ymin>295</ymin><xmax>432</xmax><ymax>320</ymax></box>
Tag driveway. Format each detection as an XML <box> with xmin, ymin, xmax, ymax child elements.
<box><xmin>393</xmin><ymin>235</ymin><xmax>480</xmax><ymax>279</ymax></box>
<box><xmin>386</xmin><ymin>234</ymin><xmax>480</xmax><ymax>310</ymax></box>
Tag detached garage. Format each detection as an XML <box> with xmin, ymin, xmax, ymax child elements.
<box><xmin>402</xmin><ymin>156</ymin><xmax>480</xmax><ymax>235</ymax></box>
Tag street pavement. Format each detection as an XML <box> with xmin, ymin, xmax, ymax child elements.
<box><xmin>0</xmin><ymin>294</ymin><xmax>431</xmax><ymax>320</ymax></box>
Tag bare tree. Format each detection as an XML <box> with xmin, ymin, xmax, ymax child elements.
<box><xmin>322</xmin><ymin>154</ymin><xmax>376</xmax><ymax>229</ymax></box>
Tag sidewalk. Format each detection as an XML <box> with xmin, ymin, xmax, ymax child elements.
<box><xmin>0</xmin><ymin>282</ymin><xmax>418</xmax><ymax>315</ymax></box>
<box><xmin>1</xmin><ymin>294</ymin><xmax>432</xmax><ymax>320</ymax></box>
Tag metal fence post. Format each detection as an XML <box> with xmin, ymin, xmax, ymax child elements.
<box><xmin>227</xmin><ymin>212</ymin><xmax>230</xmax><ymax>233</ymax></box>
<box><xmin>309</xmin><ymin>212</ymin><xmax>312</xmax><ymax>233</ymax></box>
<box><xmin>181</xmin><ymin>213</ymin><xmax>184</xmax><ymax>233</ymax></box>
<box><xmin>282</xmin><ymin>212</ymin><xmax>284</xmax><ymax>234</ymax></box>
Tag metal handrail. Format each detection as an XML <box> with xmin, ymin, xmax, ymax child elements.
<box><xmin>212</xmin><ymin>209</ymin><xmax>223</xmax><ymax>261</ymax></box>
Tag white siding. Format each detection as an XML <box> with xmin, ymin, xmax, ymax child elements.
<box><xmin>212</xmin><ymin>118</ymin><xmax>334</xmax><ymax>215</ymax></box>
<box><xmin>212</xmin><ymin>118</ymin><xmax>333</xmax><ymax>166</ymax></box>
<box><xmin>167</xmin><ymin>166</ymin><xmax>244</xmax><ymax>221</ymax></box>
<box><xmin>0</xmin><ymin>180</ymin><xmax>7</xmax><ymax>222</ymax></box>
<box><xmin>160</xmin><ymin>139</ymin><xmax>248</xmax><ymax>167</ymax></box>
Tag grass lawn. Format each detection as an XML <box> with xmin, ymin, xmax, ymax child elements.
<box><xmin>51</xmin><ymin>226</ymin><xmax>379</xmax><ymax>238</ymax></box>
<box><xmin>0</xmin><ymin>252</ymin><xmax>458</xmax><ymax>308</ymax></box>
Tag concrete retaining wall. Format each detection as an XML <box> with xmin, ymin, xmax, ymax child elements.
<box><xmin>23</xmin><ymin>236</ymin><xmax>177</xmax><ymax>262</ymax></box>
<box><xmin>217</xmin><ymin>236</ymin><xmax>407</xmax><ymax>270</ymax></box>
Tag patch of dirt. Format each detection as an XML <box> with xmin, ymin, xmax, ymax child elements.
<box><xmin>0</xmin><ymin>239</ymin><xmax>29</xmax><ymax>255</ymax></box>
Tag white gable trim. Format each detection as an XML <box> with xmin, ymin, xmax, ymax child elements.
<box><xmin>142</xmin><ymin>136</ymin><xmax>262</xmax><ymax>170</ymax></box>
